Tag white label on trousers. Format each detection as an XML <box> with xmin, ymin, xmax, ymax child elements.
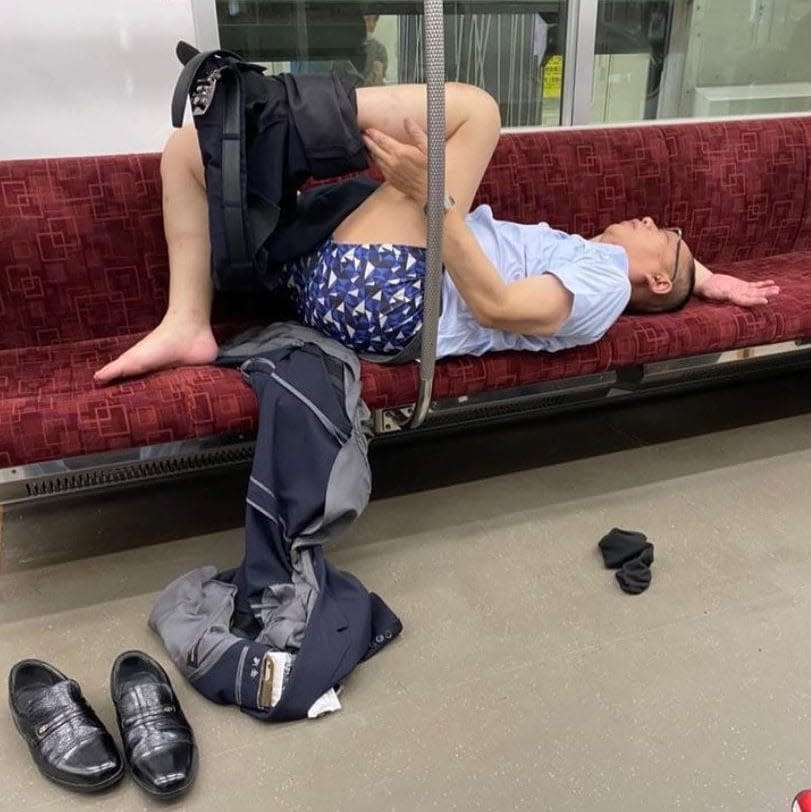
<box><xmin>307</xmin><ymin>688</ymin><xmax>342</xmax><ymax>719</ymax></box>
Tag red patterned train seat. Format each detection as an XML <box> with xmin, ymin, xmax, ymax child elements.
<box><xmin>1</xmin><ymin>116</ymin><xmax>810</xmax><ymax>483</ymax></box>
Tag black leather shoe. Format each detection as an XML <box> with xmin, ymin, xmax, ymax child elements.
<box><xmin>8</xmin><ymin>659</ymin><xmax>124</xmax><ymax>793</ymax></box>
<box><xmin>110</xmin><ymin>650</ymin><xmax>197</xmax><ymax>799</ymax></box>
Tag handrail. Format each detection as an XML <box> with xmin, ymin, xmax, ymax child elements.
<box><xmin>408</xmin><ymin>0</ymin><xmax>445</xmax><ymax>429</ymax></box>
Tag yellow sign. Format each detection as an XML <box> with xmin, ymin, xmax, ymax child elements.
<box><xmin>543</xmin><ymin>55</ymin><xmax>563</xmax><ymax>99</ymax></box>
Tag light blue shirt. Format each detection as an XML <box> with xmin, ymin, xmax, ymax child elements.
<box><xmin>436</xmin><ymin>205</ymin><xmax>632</xmax><ymax>358</ymax></box>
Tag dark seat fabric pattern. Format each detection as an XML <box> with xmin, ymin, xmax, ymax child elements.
<box><xmin>1</xmin><ymin>117</ymin><xmax>810</xmax><ymax>467</ymax></box>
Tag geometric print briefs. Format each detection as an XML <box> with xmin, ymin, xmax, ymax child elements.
<box><xmin>284</xmin><ymin>237</ymin><xmax>426</xmax><ymax>355</ymax></box>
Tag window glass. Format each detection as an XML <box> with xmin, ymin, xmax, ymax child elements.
<box><xmin>592</xmin><ymin>0</ymin><xmax>811</xmax><ymax>124</ymax></box>
<box><xmin>215</xmin><ymin>1</ymin><xmax>572</xmax><ymax>127</ymax></box>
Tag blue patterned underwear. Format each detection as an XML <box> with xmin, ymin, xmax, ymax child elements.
<box><xmin>284</xmin><ymin>237</ymin><xmax>426</xmax><ymax>355</ymax></box>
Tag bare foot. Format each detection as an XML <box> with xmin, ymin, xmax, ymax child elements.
<box><xmin>94</xmin><ymin>319</ymin><xmax>218</xmax><ymax>385</ymax></box>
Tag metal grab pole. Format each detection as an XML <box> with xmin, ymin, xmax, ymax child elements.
<box><xmin>408</xmin><ymin>0</ymin><xmax>445</xmax><ymax>429</ymax></box>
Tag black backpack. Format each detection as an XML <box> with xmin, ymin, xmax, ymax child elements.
<box><xmin>171</xmin><ymin>41</ymin><xmax>371</xmax><ymax>294</ymax></box>
<box><xmin>171</xmin><ymin>42</ymin><xmax>422</xmax><ymax>364</ymax></box>
<box><xmin>172</xmin><ymin>42</ymin><xmax>273</xmax><ymax>293</ymax></box>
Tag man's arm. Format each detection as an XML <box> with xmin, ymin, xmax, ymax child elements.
<box><xmin>694</xmin><ymin>260</ymin><xmax>712</xmax><ymax>293</ymax></box>
<box><xmin>441</xmin><ymin>209</ymin><xmax>572</xmax><ymax>334</ymax></box>
<box><xmin>363</xmin><ymin>121</ymin><xmax>572</xmax><ymax>334</ymax></box>
<box><xmin>693</xmin><ymin>259</ymin><xmax>780</xmax><ymax>306</ymax></box>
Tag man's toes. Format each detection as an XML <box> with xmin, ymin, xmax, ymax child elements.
<box><xmin>93</xmin><ymin>367</ymin><xmax>115</xmax><ymax>385</ymax></box>
<box><xmin>94</xmin><ymin>359</ymin><xmax>126</xmax><ymax>385</ymax></box>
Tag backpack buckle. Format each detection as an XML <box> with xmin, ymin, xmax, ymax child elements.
<box><xmin>191</xmin><ymin>67</ymin><xmax>222</xmax><ymax>117</ymax></box>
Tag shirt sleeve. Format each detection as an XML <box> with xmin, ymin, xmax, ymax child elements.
<box><xmin>545</xmin><ymin>258</ymin><xmax>631</xmax><ymax>344</ymax></box>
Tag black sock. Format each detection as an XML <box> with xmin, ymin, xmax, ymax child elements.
<box><xmin>598</xmin><ymin>528</ymin><xmax>654</xmax><ymax>595</ymax></box>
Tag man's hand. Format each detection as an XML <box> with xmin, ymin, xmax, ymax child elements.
<box><xmin>695</xmin><ymin>273</ymin><xmax>781</xmax><ymax>307</ymax></box>
<box><xmin>362</xmin><ymin>118</ymin><xmax>430</xmax><ymax>206</ymax></box>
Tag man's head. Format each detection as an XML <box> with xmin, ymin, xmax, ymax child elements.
<box><xmin>596</xmin><ymin>217</ymin><xmax>695</xmax><ymax>313</ymax></box>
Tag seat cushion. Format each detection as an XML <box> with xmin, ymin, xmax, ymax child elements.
<box><xmin>0</xmin><ymin>335</ymin><xmax>257</xmax><ymax>468</ymax></box>
<box><xmin>605</xmin><ymin>251</ymin><xmax>811</xmax><ymax>364</ymax></box>
<box><xmin>2</xmin><ymin>253</ymin><xmax>809</xmax><ymax>468</ymax></box>
<box><xmin>360</xmin><ymin>251</ymin><xmax>811</xmax><ymax>408</ymax></box>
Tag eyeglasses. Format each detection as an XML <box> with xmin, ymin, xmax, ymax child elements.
<box><xmin>663</xmin><ymin>227</ymin><xmax>683</xmax><ymax>283</ymax></box>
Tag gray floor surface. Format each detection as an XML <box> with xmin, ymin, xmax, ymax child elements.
<box><xmin>2</xmin><ymin>375</ymin><xmax>811</xmax><ymax>812</ymax></box>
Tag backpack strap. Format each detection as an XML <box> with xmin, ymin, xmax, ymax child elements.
<box><xmin>358</xmin><ymin>330</ymin><xmax>424</xmax><ymax>365</ymax></box>
<box><xmin>219</xmin><ymin>67</ymin><xmax>250</xmax><ymax>270</ymax></box>
<box><xmin>172</xmin><ymin>41</ymin><xmax>268</xmax><ymax>281</ymax></box>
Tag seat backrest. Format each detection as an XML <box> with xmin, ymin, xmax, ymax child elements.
<box><xmin>0</xmin><ymin>153</ymin><xmax>168</xmax><ymax>350</ymax></box>
<box><xmin>660</xmin><ymin>117</ymin><xmax>809</xmax><ymax>264</ymax></box>
<box><xmin>2</xmin><ymin>116</ymin><xmax>808</xmax><ymax>351</ymax></box>
<box><xmin>796</xmin><ymin>118</ymin><xmax>811</xmax><ymax>253</ymax></box>
<box><xmin>476</xmin><ymin>116</ymin><xmax>811</xmax><ymax>267</ymax></box>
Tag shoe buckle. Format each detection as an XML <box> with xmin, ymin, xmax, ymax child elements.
<box><xmin>125</xmin><ymin>705</ymin><xmax>175</xmax><ymax>725</ymax></box>
<box><xmin>34</xmin><ymin>708</ymin><xmax>85</xmax><ymax>740</ymax></box>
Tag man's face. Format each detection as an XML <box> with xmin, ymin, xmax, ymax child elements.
<box><xmin>600</xmin><ymin>216</ymin><xmax>686</xmax><ymax>286</ymax></box>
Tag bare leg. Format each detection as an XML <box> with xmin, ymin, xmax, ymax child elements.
<box><xmin>94</xmin><ymin>126</ymin><xmax>217</xmax><ymax>384</ymax></box>
<box><xmin>335</xmin><ymin>82</ymin><xmax>501</xmax><ymax>246</ymax></box>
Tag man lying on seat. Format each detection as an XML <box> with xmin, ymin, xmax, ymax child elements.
<box><xmin>94</xmin><ymin>81</ymin><xmax>779</xmax><ymax>384</ymax></box>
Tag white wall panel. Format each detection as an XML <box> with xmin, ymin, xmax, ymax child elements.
<box><xmin>0</xmin><ymin>0</ymin><xmax>199</xmax><ymax>159</ymax></box>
